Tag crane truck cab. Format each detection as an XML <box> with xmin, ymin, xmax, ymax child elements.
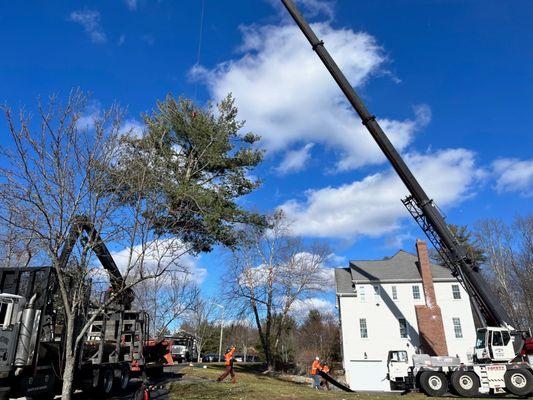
<box><xmin>387</xmin><ymin>350</ymin><xmax>411</xmax><ymax>390</ymax></box>
<box><xmin>474</xmin><ymin>327</ymin><xmax>518</xmax><ymax>363</ymax></box>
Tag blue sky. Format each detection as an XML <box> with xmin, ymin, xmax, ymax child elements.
<box><xmin>1</xmin><ymin>0</ymin><xmax>532</xmax><ymax>314</ymax></box>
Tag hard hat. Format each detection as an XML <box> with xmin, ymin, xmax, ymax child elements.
<box><xmin>315</xmin><ymin>356</ymin><xmax>320</xmax><ymax>360</ymax></box>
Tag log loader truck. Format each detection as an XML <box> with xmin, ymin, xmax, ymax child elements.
<box><xmin>281</xmin><ymin>1</ymin><xmax>533</xmax><ymax>397</ymax></box>
<box><xmin>0</xmin><ymin>216</ymin><xmax>165</xmax><ymax>399</ymax></box>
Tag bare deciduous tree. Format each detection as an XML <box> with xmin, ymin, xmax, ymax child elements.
<box><xmin>475</xmin><ymin>215</ymin><xmax>533</xmax><ymax>329</ymax></box>
<box><xmin>227</xmin><ymin>211</ymin><xmax>330</xmax><ymax>369</ymax></box>
<box><xmin>134</xmin><ymin>251</ymin><xmax>200</xmax><ymax>338</ymax></box>
<box><xmin>0</xmin><ymin>92</ymin><xmax>198</xmax><ymax>399</ymax></box>
<box><xmin>182</xmin><ymin>298</ymin><xmax>217</xmax><ymax>362</ymax></box>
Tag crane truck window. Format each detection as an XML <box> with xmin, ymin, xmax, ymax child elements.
<box><xmin>492</xmin><ymin>331</ymin><xmax>503</xmax><ymax>346</ymax></box>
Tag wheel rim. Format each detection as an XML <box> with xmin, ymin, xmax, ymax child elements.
<box><xmin>428</xmin><ymin>375</ymin><xmax>443</xmax><ymax>390</ymax></box>
<box><xmin>511</xmin><ymin>372</ymin><xmax>527</xmax><ymax>389</ymax></box>
<box><xmin>459</xmin><ymin>375</ymin><xmax>474</xmax><ymax>390</ymax></box>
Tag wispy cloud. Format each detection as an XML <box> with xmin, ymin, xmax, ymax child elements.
<box><xmin>119</xmin><ymin>119</ymin><xmax>145</xmax><ymax>137</ymax></box>
<box><xmin>276</xmin><ymin>143</ymin><xmax>314</xmax><ymax>175</ymax></box>
<box><xmin>69</xmin><ymin>9</ymin><xmax>107</xmax><ymax>43</ymax></box>
<box><xmin>268</xmin><ymin>0</ymin><xmax>335</xmax><ymax>20</ymax></box>
<box><xmin>492</xmin><ymin>158</ymin><xmax>533</xmax><ymax>197</ymax></box>
<box><xmin>124</xmin><ymin>0</ymin><xmax>137</xmax><ymax>11</ymax></box>
<box><xmin>141</xmin><ymin>34</ymin><xmax>155</xmax><ymax>46</ymax></box>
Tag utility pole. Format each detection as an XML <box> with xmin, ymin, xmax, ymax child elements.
<box><xmin>211</xmin><ymin>302</ymin><xmax>225</xmax><ymax>362</ymax></box>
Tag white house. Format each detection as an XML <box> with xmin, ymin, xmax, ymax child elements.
<box><xmin>335</xmin><ymin>240</ymin><xmax>477</xmax><ymax>391</ymax></box>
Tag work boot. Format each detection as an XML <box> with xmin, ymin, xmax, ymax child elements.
<box><xmin>231</xmin><ymin>377</ymin><xmax>236</xmax><ymax>384</ymax></box>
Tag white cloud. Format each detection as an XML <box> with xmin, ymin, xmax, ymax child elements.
<box><xmin>124</xmin><ymin>0</ymin><xmax>137</xmax><ymax>11</ymax></box>
<box><xmin>276</xmin><ymin>143</ymin><xmax>314</xmax><ymax>175</ymax></box>
<box><xmin>290</xmin><ymin>297</ymin><xmax>335</xmax><ymax>315</ymax></box>
<box><xmin>279</xmin><ymin>148</ymin><xmax>480</xmax><ymax>239</ymax></box>
<box><xmin>76</xmin><ymin>103</ymin><xmax>101</xmax><ymax>130</ymax></box>
<box><xmin>492</xmin><ymin>158</ymin><xmax>533</xmax><ymax>197</ymax></box>
<box><xmin>119</xmin><ymin>119</ymin><xmax>145</xmax><ymax>137</ymax></box>
<box><xmin>193</xmin><ymin>22</ymin><xmax>429</xmax><ymax>172</ymax></box>
<box><xmin>109</xmin><ymin>239</ymin><xmax>207</xmax><ymax>285</ymax></box>
<box><xmin>69</xmin><ymin>10</ymin><xmax>107</xmax><ymax>43</ymax></box>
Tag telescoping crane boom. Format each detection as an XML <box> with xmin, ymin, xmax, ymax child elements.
<box><xmin>281</xmin><ymin>2</ymin><xmax>533</xmax><ymax>397</ymax></box>
<box><xmin>280</xmin><ymin>0</ymin><xmax>511</xmax><ymax>330</ymax></box>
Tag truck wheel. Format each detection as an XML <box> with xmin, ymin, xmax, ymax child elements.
<box><xmin>450</xmin><ymin>371</ymin><xmax>480</xmax><ymax>397</ymax></box>
<box><xmin>115</xmin><ymin>366</ymin><xmax>130</xmax><ymax>392</ymax></box>
<box><xmin>419</xmin><ymin>371</ymin><xmax>448</xmax><ymax>397</ymax></box>
<box><xmin>98</xmin><ymin>368</ymin><xmax>114</xmax><ymax>395</ymax></box>
<box><xmin>504</xmin><ymin>369</ymin><xmax>533</xmax><ymax>397</ymax></box>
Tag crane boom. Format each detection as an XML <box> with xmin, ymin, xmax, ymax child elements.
<box><xmin>58</xmin><ymin>215</ymin><xmax>134</xmax><ymax>309</ymax></box>
<box><xmin>281</xmin><ymin>0</ymin><xmax>512</xmax><ymax>328</ymax></box>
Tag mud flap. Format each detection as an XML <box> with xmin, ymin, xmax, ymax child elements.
<box><xmin>318</xmin><ymin>370</ymin><xmax>354</xmax><ymax>392</ymax></box>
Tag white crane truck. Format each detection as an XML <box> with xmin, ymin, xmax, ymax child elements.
<box><xmin>280</xmin><ymin>0</ymin><xmax>533</xmax><ymax>397</ymax></box>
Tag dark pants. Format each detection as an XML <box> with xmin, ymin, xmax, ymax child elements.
<box><xmin>217</xmin><ymin>365</ymin><xmax>235</xmax><ymax>382</ymax></box>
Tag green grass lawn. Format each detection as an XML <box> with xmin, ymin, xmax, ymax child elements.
<box><xmin>169</xmin><ymin>364</ymin><xmax>475</xmax><ymax>400</ymax></box>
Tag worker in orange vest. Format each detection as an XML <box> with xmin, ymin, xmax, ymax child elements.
<box><xmin>310</xmin><ymin>356</ymin><xmax>322</xmax><ymax>389</ymax></box>
<box><xmin>217</xmin><ymin>346</ymin><xmax>237</xmax><ymax>384</ymax></box>
<box><xmin>320</xmin><ymin>363</ymin><xmax>331</xmax><ymax>391</ymax></box>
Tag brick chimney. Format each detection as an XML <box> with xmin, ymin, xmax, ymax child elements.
<box><xmin>414</xmin><ymin>239</ymin><xmax>449</xmax><ymax>356</ymax></box>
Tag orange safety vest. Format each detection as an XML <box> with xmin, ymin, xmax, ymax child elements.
<box><xmin>311</xmin><ymin>360</ymin><xmax>321</xmax><ymax>375</ymax></box>
<box><xmin>225</xmin><ymin>348</ymin><xmax>236</xmax><ymax>366</ymax></box>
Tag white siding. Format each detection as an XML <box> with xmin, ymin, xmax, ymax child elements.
<box><xmin>434</xmin><ymin>282</ymin><xmax>477</xmax><ymax>363</ymax></box>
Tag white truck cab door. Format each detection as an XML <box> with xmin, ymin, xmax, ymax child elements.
<box><xmin>490</xmin><ymin>330</ymin><xmax>515</xmax><ymax>362</ymax></box>
<box><xmin>387</xmin><ymin>351</ymin><xmax>410</xmax><ymax>381</ymax></box>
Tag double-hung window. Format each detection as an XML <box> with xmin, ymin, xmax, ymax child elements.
<box><xmin>373</xmin><ymin>285</ymin><xmax>380</xmax><ymax>302</ymax></box>
<box><xmin>399</xmin><ymin>318</ymin><xmax>408</xmax><ymax>338</ymax></box>
<box><xmin>453</xmin><ymin>318</ymin><xmax>463</xmax><ymax>338</ymax></box>
<box><xmin>412</xmin><ymin>285</ymin><xmax>421</xmax><ymax>300</ymax></box>
<box><xmin>452</xmin><ymin>284</ymin><xmax>461</xmax><ymax>299</ymax></box>
<box><xmin>359</xmin><ymin>318</ymin><xmax>368</xmax><ymax>338</ymax></box>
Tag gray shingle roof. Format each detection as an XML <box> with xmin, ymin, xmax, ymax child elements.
<box><xmin>335</xmin><ymin>250</ymin><xmax>455</xmax><ymax>293</ymax></box>
<box><xmin>335</xmin><ymin>268</ymin><xmax>355</xmax><ymax>294</ymax></box>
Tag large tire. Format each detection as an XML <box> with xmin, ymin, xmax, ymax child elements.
<box><xmin>98</xmin><ymin>368</ymin><xmax>114</xmax><ymax>396</ymax></box>
<box><xmin>504</xmin><ymin>369</ymin><xmax>533</xmax><ymax>397</ymax></box>
<box><xmin>450</xmin><ymin>370</ymin><xmax>480</xmax><ymax>397</ymax></box>
<box><xmin>419</xmin><ymin>371</ymin><xmax>448</xmax><ymax>397</ymax></box>
<box><xmin>114</xmin><ymin>366</ymin><xmax>130</xmax><ymax>392</ymax></box>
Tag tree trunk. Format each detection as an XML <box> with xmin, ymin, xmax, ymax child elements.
<box><xmin>61</xmin><ymin>315</ymin><xmax>77</xmax><ymax>400</ymax></box>
<box><xmin>61</xmin><ymin>353</ymin><xmax>76</xmax><ymax>400</ymax></box>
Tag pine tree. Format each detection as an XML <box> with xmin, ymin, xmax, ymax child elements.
<box><xmin>108</xmin><ymin>94</ymin><xmax>265</xmax><ymax>253</ymax></box>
